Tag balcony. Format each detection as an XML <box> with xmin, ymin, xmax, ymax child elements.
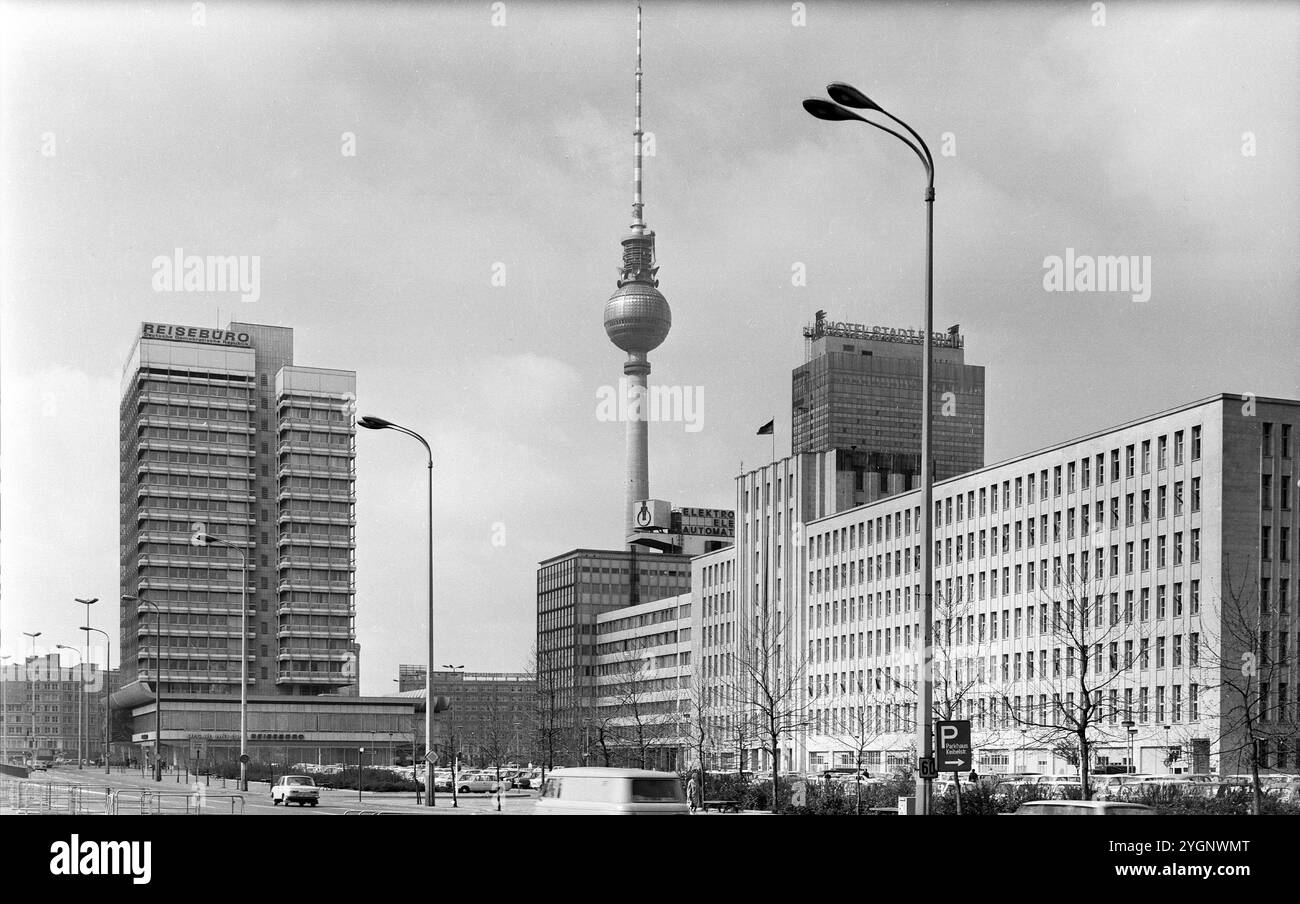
<box><xmin>276</xmin><ymin>625</ymin><xmax>353</xmax><ymax>640</ymax></box>
<box><xmin>276</xmin><ymin>463</ymin><xmax>356</xmax><ymax>481</ymax></box>
<box><xmin>276</xmin><ymin>487</ymin><xmax>356</xmax><ymax>505</ymax></box>
<box><xmin>276</xmin><ymin>511</ymin><xmax>355</xmax><ymax>527</ymax></box>
<box><xmin>277</xmin><ymin>554</ymin><xmax>354</xmax><ymax>570</ymax></box>
<box><xmin>275</xmin><ymin>670</ymin><xmax>350</xmax><ymax>685</ymax></box>
<box><xmin>277</xmin><ymin>533</ymin><xmax>354</xmax><ymax>549</ymax></box>
<box><xmin>277</xmin><ymin>578</ymin><xmax>355</xmax><ymax>595</ymax></box>
<box><xmin>276</xmin><ymin>648</ymin><xmax>354</xmax><ymax>661</ymax></box>
<box><xmin>277</xmin><ymin>603</ymin><xmax>355</xmax><ymax>618</ymax></box>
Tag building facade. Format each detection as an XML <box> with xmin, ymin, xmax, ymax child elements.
<box><xmin>793</xmin><ymin>393</ymin><xmax>1298</xmax><ymax>776</ymax></box>
<box><xmin>592</xmin><ymin>593</ymin><xmax>692</xmax><ymax>770</ymax></box>
<box><xmin>392</xmin><ymin>668</ymin><xmax>535</xmax><ymax>766</ymax></box>
<box><xmin>792</xmin><ymin>312</ymin><xmax>986</xmax><ymax>484</ymax></box>
<box><xmin>536</xmin><ymin>548</ymin><xmax>692</xmax><ymax>747</ymax></box>
<box><xmin>1</xmin><ymin>656</ymin><xmax>119</xmax><ymax>765</ymax></box>
<box><xmin>119</xmin><ymin>321</ymin><xmax>357</xmax><ymax>704</ymax></box>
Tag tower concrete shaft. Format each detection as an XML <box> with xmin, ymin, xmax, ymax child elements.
<box><xmin>624</xmin><ymin>353</ymin><xmax>650</xmax><ymax>534</ymax></box>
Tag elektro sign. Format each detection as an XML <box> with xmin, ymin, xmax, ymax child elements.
<box><xmin>142</xmin><ymin>322</ymin><xmax>251</xmax><ymax>347</ymax></box>
<box><xmin>676</xmin><ymin>507</ymin><xmax>735</xmax><ymax>537</ymax></box>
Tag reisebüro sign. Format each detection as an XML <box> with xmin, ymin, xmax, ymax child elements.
<box><xmin>142</xmin><ymin>322</ymin><xmax>251</xmax><ymax>347</ymax></box>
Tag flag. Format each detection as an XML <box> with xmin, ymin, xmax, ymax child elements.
<box><xmin>756</xmin><ymin>419</ymin><xmax>774</xmax><ymax>436</ymax></box>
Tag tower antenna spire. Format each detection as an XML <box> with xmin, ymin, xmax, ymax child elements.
<box><xmin>632</xmin><ymin>4</ymin><xmax>645</xmax><ymax>231</ymax></box>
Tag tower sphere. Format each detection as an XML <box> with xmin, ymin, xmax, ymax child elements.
<box><xmin>604</xmin><ymin>282</ymin><xmax>671</xmax><ymax>354</ymax></box>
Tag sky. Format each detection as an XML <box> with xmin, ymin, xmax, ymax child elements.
<box><xmin>1</xmin><ymin>0</ymin><xmax>1297</xmax><ymax>694</ymax></box>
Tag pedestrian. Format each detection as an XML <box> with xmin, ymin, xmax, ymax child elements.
<box><xmin>686</xmin><ymin>773</ymin><xmax>698</xmax><ymax>813</ymax></box>
<box><xmin>969</xmin><ymin>769</ymin><xmax>979</xmax><ymax>785</ymax></box>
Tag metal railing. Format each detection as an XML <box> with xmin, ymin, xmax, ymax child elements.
<box><xmin>0</xmin><ymin>777</ymin><xmax>245</xmax><ymax>815</ymax></box>
<box><xmin>1</xmin><ymin>779</ymin><xmax>113</xmax><ymax>815</ymax></box>
<box><xmin>108</xmin><ymin>788</ymin><xmax>245</xmax><ymax>815</ymax></box>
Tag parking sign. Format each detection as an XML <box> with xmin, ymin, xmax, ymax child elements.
<box><xmin>935</xmin><ymin>720</ymin><xmax>973</xmax><ymax>771</ymax></box>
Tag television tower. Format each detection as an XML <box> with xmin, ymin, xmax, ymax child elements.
<box><xmin>603</xmin><ymin>5</ymin><xmax>671</xmax><ymax>540</ymax></box>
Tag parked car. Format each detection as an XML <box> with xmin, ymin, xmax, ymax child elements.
<box><xmin>1013</xmin><ymin>800</ymin><xmax>1155</xmax><ymax>815</ymax></box>
<box><xmin>534</xmin><ymin>767</ymin><xmax>688</xmax><ymax>815</ymax></box>
<box><xmin>272</xmin><ymin>775</ymin><xmax>320</xmax><ymax>807</ymax></box>
<box><xmin>456</xmin><ymin>772</ymin><xmax>500</xmax><ymax>794</ymax></box>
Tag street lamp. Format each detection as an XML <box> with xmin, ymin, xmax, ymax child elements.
<box><xmin>359</xmin><ymin>414</ymin><xmax>435</xmax><ymax>808</ymax></box>
<box><xmin>74</xmin><ymin>597</ymin><xmax>97</xmax><ymax>769</ymax></box>
<box><xmin>189</xmin><ymin>525</ymin><xmax>249</xmax><ymax>791</ymax></box>
<box><xmin>56</xmin><ymin>645</ymin><xmax>83</xmax><ymax>769</ymax></box>
<box><xmin>23</xmin><ymin>632</ymin><xmax>41</xmax><ymax>767</ymax></box>
<box><xmin>804</xmin><ymin>83</ymin><xmax>937</xmax><ymax>814</ymax></box>
<box><xmin>122</xmin><ymin>594</ymin><xmax>163</xmax><ymax>781</ymax></box>
<box><xmin>82</xmin><ymin>627</ymin><xmax>112</xmax><ymax>774</ymax></box>
<box><xmin>443</xmin><ymin>664</ymin><xmax>464</xmax><ymax>808</ymax></box>
<box><xmin>357</xmin><ymin>746</ymin><xmax>365</xmax><ymax>805</ymax></box>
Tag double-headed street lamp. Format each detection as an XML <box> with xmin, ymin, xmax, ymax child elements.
<box><xmin>358</xmin><ymin>414</ymin><xmax>436</xmax><ymax>808</ymax></box>
<box><xmin>82</xmin><ymin>627</ymin><xmax>112</xmax><ymax>773</ymax></box>
<box><xmin>55</xmin><ymin>645</ymin><xmax>83</xmax><ymax>769</ymax></box>
<box><xmin>23</xmin><ymin>632</ymin><xmax>41</xmax><ymax>766</ymax></box>
<box><xmin>74</xmin><ymin>597</ymin><xmax>98</xmax><ymax>769</ymax></box>
<box><xmin>804</xmin><ymin>82</ymin><xmax>937</xmax><ymax>815</ymax></box>
<box><xmin>189</xmin><ymin>525</ymin><xmax>249</xmax><ymax>791</ymax></box>
<box><xmin>121</xmin><ymin>594</ymin><xmax>163</xmax><ymax>781</ymax></box>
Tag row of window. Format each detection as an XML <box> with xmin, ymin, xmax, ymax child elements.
<box><xmin>809</xmin><ymin>683</ymin><xmax>1216</xmax><ymax>737</ymax></box>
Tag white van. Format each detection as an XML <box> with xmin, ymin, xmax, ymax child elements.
<box><xmin>534</xmin><ymin>767</ymin><xmax>688</xmax><ymax>815</ymax></box>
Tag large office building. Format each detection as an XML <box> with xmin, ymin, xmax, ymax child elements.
<box><xmin>591</xmin><ymin>592</ymin><xmax>693</xmax><ymax>770</ymax></box>
<box><xmin>392</xmin><ymin>667</ymin><xmax>535</xmax><ymax>766</ymax></box>
<box><xmin>792</xmin><ymin>311</ymin><xmax>986</xmax><ymax>487</ymax></box>
<box><xmin>700</xmin><ymin>394</ymin><xmax>1299</xmax><ymax>777</ymax></box>
<box><xmin>536</xmin><ymin>548</ymin><xmax>693</xmax><ymax>746</ymax></box>
<box><xmin>117</xmin><ymin>321</ymin><xmax>365</xmax><ymax>766</ymax></box>
<box><xmin>1</xmin><ymin>656</ymin><xmax>120</xmax><ymax>766</ymax></box>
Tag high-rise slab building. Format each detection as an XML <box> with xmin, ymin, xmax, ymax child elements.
<box><xmin>792</xmin><ymin>310</ymin><xmax>986</xmax><ymax>487</ymax></box>
<box><xmin>695</xmin><ymin>393</ymin><xmax>1300</xmax><ymax>778</ymax></box>
<box><xmin>536</xmin><ymin>548</ymin><xmax>692</xmax><ymax>749</ymax></box>
<box><xmin>119</xmin><ymin>321</ymin><xmax>357</xmax><ymax>700</ymax></box>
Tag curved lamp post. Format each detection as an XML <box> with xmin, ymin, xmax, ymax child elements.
<box><xmin>55</xmin><ymin>645</ymin><xmax>83</xmax><ymax>770</ymax></box>
<box><xmin>122</xmin><ymin>594</ymin><xmax>163</xmax><ymax>781</ymax></box>
<box><xmin>190</xmin><ymin>527</ymin><xmax>249</xmax><ymax>791</ymax></box>
<box><xmin>359</xmin><ymin>414</ymin><xmax>436</xmax><ymax>807</ymax></box>
<box><xmin>82</xmin><ymin>627</ymin><xmax>112</xmax><ymax>773</ymax></box>
<box><xmin>804</xmin><ymin>83</ymin><xmax>937</xmax><ymax>815</ymax></box>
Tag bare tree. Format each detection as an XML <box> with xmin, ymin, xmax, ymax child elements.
<box><xmin>728</xmin><ymin>604</ymin><xmax>811</xmax><ymax>813</ymax></box>
<box><xmin>999</xmin><ymin>558</ymin><xmax>1151</xmax><ymax>801</ymax></box>
<box><xmin>821</xmin><ymin>681</ymin><xmax>888</xmax><ymax>815</ymax></box>
<box><xmin>1191</xmin><ymin>558</ymin><xmax>1298</xmax><ymax>814</ymax></box>
<box><xmin>681</xmin><ymin>656</ymin><xmax>721</xmax><ymax>808</ymax></box>
<box><xmin>525</xmin><ymin>643</ymin><xmax>567</xmax><ymax>779</ymax></box>
<box><xmin>881</xmin><ymin>587</ymin><xmax>1014</xmax><ymax>762</ymax></box>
